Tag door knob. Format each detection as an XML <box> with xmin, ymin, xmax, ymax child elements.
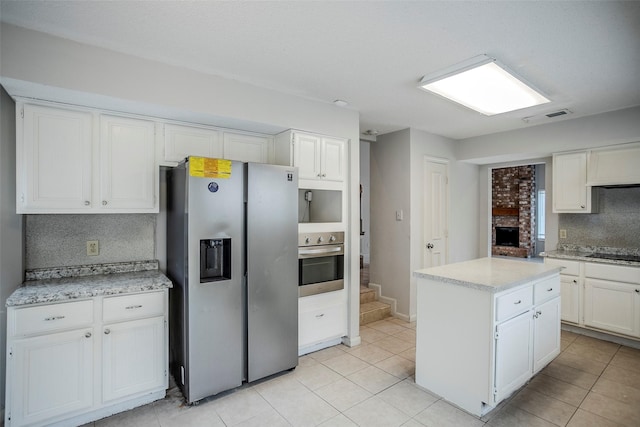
<box><xmin>426</xmin><ymin>243</ymin><xmax>434</xmax><ymax>249</ymax></box>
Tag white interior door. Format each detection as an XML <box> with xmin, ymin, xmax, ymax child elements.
<box><xmin>423</xmin><ymin>158</ymin><xmax>449</xmax><ymax>268</ymax></box>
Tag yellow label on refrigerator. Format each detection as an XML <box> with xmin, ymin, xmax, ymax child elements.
<box><xmin>189</xmin><ymin>157</ymin><xmax>232</xmax><ymax>179</ymax></box>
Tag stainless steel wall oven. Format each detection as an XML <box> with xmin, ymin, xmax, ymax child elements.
<box><xmin>298</xmin><ymin>232</ymin><xmax>344</xmax><ymax>297</ymax></box>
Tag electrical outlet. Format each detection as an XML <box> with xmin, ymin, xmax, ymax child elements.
<box><xmin>87</xmin><ymin>240</ymin><xmax>99</xmax><ymax>256</ymax></box>
<box><xmin>559</xmin><ymin>229</ymin><xmax>567</xmax><ymax>239</ymax></box>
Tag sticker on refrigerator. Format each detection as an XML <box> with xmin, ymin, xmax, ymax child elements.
<box><xmin>189</xmin><ymin>157</ymin><xmax>232</xmax><ymax>179</ymax></box>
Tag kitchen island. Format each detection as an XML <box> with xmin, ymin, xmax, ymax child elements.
<box><xmin>414</xmin><ymin>257</ymin><xmax>562</xmax><ymax>416</ymax></box>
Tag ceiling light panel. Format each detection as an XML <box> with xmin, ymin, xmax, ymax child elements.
<box><xmin>419</xmin><ymin>56</ymin><xmax>550</xmax><ymax>115</ymax></box>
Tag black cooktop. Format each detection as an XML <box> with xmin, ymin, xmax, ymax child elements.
<box><xmin>585</xmin><ymin>253</ymin><xmax>640</xmax><ymax>262</ymax></box>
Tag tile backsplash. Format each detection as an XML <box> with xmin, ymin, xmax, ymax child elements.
<box><xmin>558</xmin><ymin>186</ymin><xmax>640</xmax><ymax>248</ymax></box>
<box><xmin>25</xmin><ymin>214</ymin><xmax>156</xmax><ymax>269</ymax></box>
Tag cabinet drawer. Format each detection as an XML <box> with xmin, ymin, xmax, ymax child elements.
<box><xmin>496</xmin><ymin>287</ymin><xmax>533</xmax><ymax>322</ymax></box>
<box><xmin>545</xmin><ymin>258</ymin><xmax>580</xmax><ymax>276</ymax></box>
<box><xmin>585</xmin><ymin>262</ymin><xmax>640</xmax><ymax>284</ymax></box>
<box><xmin>534</xmin><ymin>276</ymin><xmax>561</xmax><ymax>304</ymax></box>
<box><xmin>299</xmin><ymin>303</ymin><xmax>346</xmax><ymax>347</ymax></box>
<box><xmin>11</xmin><ymin>300</ymin><xmax>94</xmax><ymax>337</ymax></box>
<box><xmin>103</xmin><ymin>291</ymin><xmax>165</xmax><ymax>323</ymax></box>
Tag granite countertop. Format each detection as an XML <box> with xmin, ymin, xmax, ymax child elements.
<box><xmin>541</xmin><ymin>244</ymin><xmax>640</xmax><ymax>267</ymax></box>
<box><xmin>414</xmin><ymin>257</ymin><xmax>562</xmax><ymax>293</ymax></box>
<box><xmin>7</xmin><ymin>260</ymin><xmax>173</xmax><ymax>307</ymax></box>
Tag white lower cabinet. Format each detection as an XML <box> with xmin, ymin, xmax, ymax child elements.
<box><xmin>533</xmin><ymin>296</ymin><xmax>561</xmax><ymax>372</ymax></box>
<box><xmin>494</xmin><ymin>310</ymin><xmax>533</xmax><ymax>402</ymax></box>
<box><xmin>102</xmin><ymin>316</ymin><xmax>166</xmax><ymax>402</ymax></box>
<box><xmin>8</xmin><ymin>328</ymin><xmax>94</xmax><ymax>426</ymax></box>
<box><xmin>5</xmin><ymin>290</ymin><xmax>168</xmax><ymax>427</ymax></box>
<box><xmin>298</xmin><ymin>290</ymin><xmax>346</xmax><ymax>355</ymax></box>
<box><xmin>584</xmin><ymin>278</ymin><xmax>640</xmax><ymax>338</ymax></box>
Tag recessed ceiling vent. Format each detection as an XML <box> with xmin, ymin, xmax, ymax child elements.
<box><xmin>522</xmin><ymin>109</ymin><xmax>572</xmax><ymax>123</ymax></box>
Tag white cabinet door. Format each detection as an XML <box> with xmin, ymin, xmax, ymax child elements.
<box><xmin>533</xmin><ymin>297</ymin><xmax>561</xmax><ymax>373</ymax></box>
<box><xmin>223</xmin><ymin>132</ymin><xmax>270</xmax><ymax>163</ymax></box>
<box><xmin>293</xmin><ymin>133</ymin><xmax>322</xmax><ymax>180</ymax></box>
<box><xmin>164</xmin><ymin>124</ymin><xmax>222</xmax><ymax>163</ymax></box>
<box><xmin>552</xmin><ymin>152</ymin><xmax>594</xmax><ymax>213</ymax></box>
<box><xmin>8</xmin><ymin>329</ymin><xmax>94</xmax><ymax>426</ymax></box>
<box><xmin>102</xmin><ymin>316</ymin><xmax>166</xmax><ymax>402</ymax></box>
<box><xmin>494</xmin><ymin>311</ymin><xmax>533</xmax><ymax>402</ymax></box>
<box><xmin>100</xmin><ymin>115</ymin><xmax>156</xmax><ymax>211</ymax></box>
<box><xmin>19</xmin><ymin>104</ymin><xmax>93</xmax><ymax>212</ymax></box>
<box><xmin>587</xmin><ymin>143</ymin><xmax>640</xmax><ymax>186</ymax></box>
<box><xmin>584</xmin><ymin>278</ymin><xmax>640</xmax><ymax>337</ymax></box>
<box><xmin>560</xmin><ymin>275</ymin><xmax>580</xmax><ymax>323</ymax></box>
<box><xmin>321</xmin><ymin>137</ymin><xmax>345</xmax><ymax>182</ymax></box>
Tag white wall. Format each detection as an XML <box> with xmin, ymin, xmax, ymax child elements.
<box><xmin>370</xmin><ymin>129</ymin><xmax>412</xmax><ymax>316</ymax></box>
<box><xmin>0</xmin><ymin>23</ymin><xmax>362</xmax><ymax>345</ymax></box>
<box><xmin>371</xmin><ymin>128</ymin><xmax>480</xmax><ymax>319</ymax></box>
<box><xmin>456</xmin><ymin>107</ymin><xmax>640</xmax><ymax>165</ymax></box>
<box><xmin>0</xmin><ymin>85</ymin><xmax>23</xmax><ymax>413</ymax></box>
<box><xmin>409</xmin><ymin>129</ymin><xmax>479</xmax><ymax>318</ymax></box>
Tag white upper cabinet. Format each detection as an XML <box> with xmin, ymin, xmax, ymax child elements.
<box><xmin>163</xmin><ymin>123</ymin><xmax>222</xmax><ymax>163</ymax></box>
<box><xmin>100</xmin><ymin>115</ymin><xmax>156</xmax><ymax>211</ymax></box>
<box><xmin>161</xmin><ymin>124</ymin><xmax>271</xmax><ymax>165</ymax></box>
<box><xmin>223</xmin><ymin>132</ymin><xmax>270</xmax><ymax>163</ymax></box>
<box><xmin>275</xmin><ymin>130</ymin><xmax>346</xmax><ymax>184</ymax></box>
<box><xmin>587</xmin><ymin>142</ymin><xmax>640</xmax><ymax>186</ymax></box>
<box><xmin>552</xmin><ymin>151</ymin><xmax>597</xmax><ymax>213</ymax></box>
<box><xmin>19</xmin><ymin>104</ymin><xmax>93</xmax><ymax>212</ymax></box>
<box><xmin>17</xmin><ymin>102</ymin><xmax>158</xmax><ymax>214</ymax></box>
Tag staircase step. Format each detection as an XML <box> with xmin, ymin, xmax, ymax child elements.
<box><xmin>360</xmin><ymin>286</ymin><xmax>376</xmax><ymax>304</ymax></box>
<box><xmin>360</xmin><ymin>301</ymin><xmax>391</xmax><ymax>325</ymax></box>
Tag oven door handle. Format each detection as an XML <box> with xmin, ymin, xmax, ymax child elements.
<box><xmin>298</xmin><ymin>245</ymin><xmax>344</xmax><ymax>258</ymax></box>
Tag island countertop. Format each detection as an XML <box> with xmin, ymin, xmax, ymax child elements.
<box><xmin>414</xmin><ymin>257</ymin><xmax>562</xmax><ymax>293</ymax></box>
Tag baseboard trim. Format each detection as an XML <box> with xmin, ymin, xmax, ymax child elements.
<box><xmin>367</xmin><ymin>282</ymin><xmax>411</xmax><ymax>321</ymax></box>
<box><xmin>562</xmin><ymin>323</ymin><xmax>640</xmax><ymax>349</ymax></box>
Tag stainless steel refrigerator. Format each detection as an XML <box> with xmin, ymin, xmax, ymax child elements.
<box><xmin>166</xmin><ymin>157</ymin><xmax>298</xmax><ymax>404</ymax></box>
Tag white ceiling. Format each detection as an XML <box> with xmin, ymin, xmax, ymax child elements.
<box><xmin>1</xmin><ymin>1</ymin><xmax>639</xmax><ymax>140</ymax></box>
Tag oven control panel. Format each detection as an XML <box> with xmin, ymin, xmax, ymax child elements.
<box><xmin>298</xmin><ymin>232</ymin><xmax>344</xmax><ymax>247</ymax></box>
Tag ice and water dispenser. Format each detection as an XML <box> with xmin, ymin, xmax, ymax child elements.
<box><xmin>200</xmin><ymin>238</ymin><xmax>231</xmax><ymax>282</ymax></box>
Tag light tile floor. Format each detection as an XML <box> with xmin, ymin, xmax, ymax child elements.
<box><xmin>87</xmin><ymin>318</ymin><xmax>640</xmax><ymax>426</ymax></box>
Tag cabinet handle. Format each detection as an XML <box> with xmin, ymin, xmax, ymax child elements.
<box><xmin>104</xmin><ymin>329</ymin><xmax>111</xmax><ymax>335</ymax></box>
<box><xmin>580</xmin><ymin>205</ymin><xmax>585</xmax><ymax>209</ymax></box>
<box><xmin>125</xmin><ymin>305</ymin><xmax>143</xmax><ymax>310</ymax></box>
<box><xmin>84</xmin><ymin>201</ymin><xmax>90</xmax><ymax>206</ymax></box>
<box><xmin>85</xmin><ymin>332</ymin><xmax>92</xmax><ymax>338</ymax></box>
<box><xmin>317</xmin><ymin>174</ymin><xmax>321</xmax><ymax>177</ymax></box>
<box><xmin>573</xmin><ymin>280</ymin><xmax>578</xmax><ymax>284</ymax></box>
<box><xmin>44</xmin><ymin>315</ymin><xmax>65</xmax><ymax>321</ymax></box>
<box><xmin>102</xmin><ymin>200</ymin><xmax>108</xmax><ymax>206</ymax></box>
<box><xmin>514</xmin><ymin>300</ymin><xmax>522</xmax><ymax>305</ymax></box>
<box><xmin>322</xmin><ymin>174</ymin><xmax>326</xmax><ymax>177</ymax></box>
<box><xmin>547</xmin><ymin>288</ymin><xmax>553</xmax><ymax>292</ymax></box>
<box><xmin>316</xmin><ymin>313</ymin><xmax>325</xmax><ymax>318</ymax></box>
<box><xmin>636</xmin><ymin>289</ymin><xmax>640</xmax><ymax>293</ymax></box>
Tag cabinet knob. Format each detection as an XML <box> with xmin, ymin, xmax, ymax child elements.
<box><xmin>84</xmin><ymin>201</ymin><xmax>90</xmax><ymax>206</ymax></box>
<box><xmin>547</xmin><ymin>288</ymin><xmax>553</xmax><ymax>292</ymax></box>
<box><xmin>317</xmin><ymin>174</ymin><xmax>322</xmax><ymax>177</ymax></box>
<box><xmin>85</xmin><ymin>332</ymin><xmax>92</xmax><ymax>338</ymax></box>
<box><xmin>636</xmin><ymin>289</ymin><xmax>639</xmax><ymax>293</ymax></box>
<box><xmin>573</xmin><ymin>280</ymin><xmax>578</xmax><ymax>284</ymax></box>
<box><xmin>104</xmin><ymin>329</ymin><xmax>111</xmax><ymax>335</ymax></box>
<box><xmin>316</xmin><ymin>313</ymin><xmax>325</xmax><ymax>318</ymax></box>
<box><xmin>322</xmin><ymin>174</ymin><xmax>326</xmax><ymax>177</ymax></box>
<box><xmin>580</xmin><ymin>205</ymin><xmax>585</xmax><ymax>209</ymax></box>
<box><xmin>102</xmin><ymin>200</ymin><xmax>108</xmax><ymax>206</ymax></box>
<box><xmin>514</xmin><ymin>300</ymin><xmax>522</xmax><ymax>305</ymax></box>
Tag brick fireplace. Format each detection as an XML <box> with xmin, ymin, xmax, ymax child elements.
<box><xmin>491</xmin><ymin>166</ymin><xmax>536</xmax><ymax>258</ymax></box>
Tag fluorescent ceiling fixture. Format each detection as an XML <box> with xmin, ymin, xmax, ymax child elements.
<box><xmin>418</xmin><ymin>56</ymin><xmax>550</xmax><ymax>115</ymax></box>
